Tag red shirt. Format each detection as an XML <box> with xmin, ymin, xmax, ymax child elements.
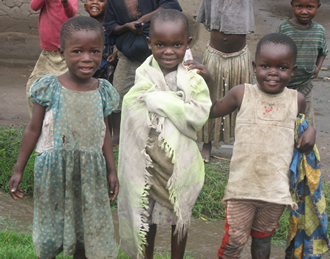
<box><xmin>31</xmin><ymin>0</ymin><xmax>78</xmax><ymax>51</ymax></box>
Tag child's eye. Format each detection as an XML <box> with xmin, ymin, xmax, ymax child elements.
<box><xmin>174</xmin><ymin>44</ymin><xmax>182</xmax><ymax>48</ymax></box>
<box><xmin>261</xmin><ymin>65</ymin><xmax>269</xmax><ymax>69</ymax></box>
<box><xmin>92</xmin><ymin>50</ymin><xmax>100</xmax><ymax>53</ymax></box>
<box><xmin>280</xmin><ymin>66</ymin><xmax>288</xmax><ymax>71</ymax></box>
<box><xmin>72</xmin><ymin>50</ymin><xmax>81</xmax><ymax>54</ymax></box>
<box><xmin>156</xmin><ymin>44</ymin><xmax>163</xmax><ymax>48</ymax></box>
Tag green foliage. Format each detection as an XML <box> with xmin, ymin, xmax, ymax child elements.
<box><xmin>0</xmin><ymin>127</ymin><xmax>35</xmax><ymax>195</ymax></box>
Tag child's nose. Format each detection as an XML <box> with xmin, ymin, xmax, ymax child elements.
<box><xmin>81</xmin><ymin>52</ymin><xmax>92</xmax><ymax>62</ymax></box>
<box><xmin>164</xmin><ymin>47</ymin><xmax>174</xmax><ymax>54</ymax></box>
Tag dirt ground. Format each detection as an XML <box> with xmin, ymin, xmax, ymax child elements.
<box><xmin>0</xmin><ymin>0</ymin><xmax>330</xmax><ymax>258</ymax></box>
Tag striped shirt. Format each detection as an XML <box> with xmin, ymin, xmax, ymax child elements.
<box><xmin>277</xmin><ymin>19</ymin><xmax>328</xmax><ymax>88</ymax></box>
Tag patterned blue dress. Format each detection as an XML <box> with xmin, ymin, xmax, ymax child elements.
<box><xmin>29</xmin><ymin>74</ymin><xmax>119</xmax><ymax>259</ymax></box>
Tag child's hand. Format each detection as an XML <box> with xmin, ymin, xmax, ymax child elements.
<box><xmin>107</xmin><ymin>172</ymin><xmax>119</xmax><ymax>202</ymax></box>
<box><xmin>107</xmin><ymin>51</ymin><xmax>118</xmax><ymax>66</ymax></box>
<box><xmin>297</xmin><ymin>126</ymin><xmax>316</xmax><ymax>153</ymax></box>
<box><xmin>9</xmin><ymin>171</ymin><xmax>24</xmax><ymax>200</ymax></box>
<box><xmin>184</xmin><ymin>60</ymin><xmax>213</xmax><ymax>83</ymax></box>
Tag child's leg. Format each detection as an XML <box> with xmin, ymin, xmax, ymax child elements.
<box><xmin>251</xmin><ymin>235</ymin><xmax>272</xmax><ymax>259</ymax></box>
<box><xmin>250</xmin><ymin>202</ymin><xmax>285</xmax><ymax>259</ymax></box>
<box><xmin>218</xmin><ymin>200</ymin><xmax>257</xmax><ymax>258</ymax></box>
<box><xmin>73</xmin><ymin>249</ymin><xmax>87</xmax><ymax>259</ymax></box>
<box><xmin>145</xmin><ymin>224</ymin><xmax>157</xmax><ymax>259</ymax></box>
<box><xmin>171</xmin><ymin>225</ymin><xmax>188</xmax><ymax>259</ymax></box>
<box><xmin>201</xmin><ymin>141</ymin><xmax>212</xmax><ymax>163</ymax></box>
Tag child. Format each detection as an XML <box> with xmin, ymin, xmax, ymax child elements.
<box><xmin>26</xmin><ymin>0</ymin><xmax>79</xmax><ymax>118</ymax></box>
<box><xmin>117</xmin><ymin>9</ymin><xmax>212</xmax><ymax>258</ymax></box>
<box><xmin>84</xmin><ymin>0</ymin><xmax>117</xmax><ymax>82</ymax></box>
<box><xmin>197</xmin><ymin>33</ymin><xmax>316</xmax><ymax>258</ymax></box>
<box><xmin>196</xmin><ymin>0</ymin><xmax>255</xmax><ymax>163</ymax></box>
<box><xmin>277</xmin><ymin>0</ymin><xmax>328</xmax><ymax>128</ymax></box>
<box><xmin>9</xmin><ymin>16</ymin><xmax>119</xmax><ymax>259</ymax></box>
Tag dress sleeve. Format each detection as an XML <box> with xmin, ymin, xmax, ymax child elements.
<box><xmin>29</xmin><ymin>74</ymin><xmax>59</xmax><ymax>111</ymax></box>
<box><xmin>98</xmin><ymin>79</ymin><xmax>119</xmax><ymax>117</ymax></box>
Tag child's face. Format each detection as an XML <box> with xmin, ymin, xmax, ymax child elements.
<box><xmin>60</xmin><ymin>30</ymin><xmax>103</xmax><ymax>81</ymax></box>
<box><xmin>253</xmin><ymin>43</ymin><xmax>297</xmax><ymax>95</ymax></box>
<box><xmin>291</xmin><ymin>0</ymin><xmax>320</xmax><ymax>26</ymax></box>
<box><xmin>147</xmin><ymin>20</ymin><xmax>192</xmax><ymax>75</ymax></box>
<box><xmin>84</xmin><ymin>0</ymin><xmax>106</xmax><ymax>19</ymax></box>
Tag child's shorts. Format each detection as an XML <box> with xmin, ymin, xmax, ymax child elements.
<box><xmin>145</xmin><ymin>196</ymin><xmax>177</xmax><ymax>225</ymax></box>
<box><xmin>218</xmin><ymin>199</ymin><xmax>285</xmax><ymax>258</ymax></box>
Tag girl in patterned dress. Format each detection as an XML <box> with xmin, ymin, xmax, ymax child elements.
<box><xmin>9</xmin><ymin>16</ymin><xmax>119</xmax><ymax>259</ymax></box>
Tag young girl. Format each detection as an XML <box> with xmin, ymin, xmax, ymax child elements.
<box><xmin>9</xmin><ymin>16</ymin><xmax>119</xmax><ymax>259</ymax></box>
<box><xmin>189</xmin><ymin>33</ymin><xmax>316</xmax><ymax>258</ymax></box>
<box><xmin>118</xmin><ymin>9</ymin><xmax>212</xmax><ymax>259</ymax></box>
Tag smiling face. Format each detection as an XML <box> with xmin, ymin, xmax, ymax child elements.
<box><xmin>253</xmin><ymin>42</ymin><xmax>297</xmax><ymax>94</ymax></box>
<box><xmin>147</xmin><ymin>20</ymin><xmax>192</xmax><ymax>76</ymax></box>
<box><xmin>291</xmin><ymin>0</ymin><xmax>320</xmax><ymax>27</ymax></box>
<box><xmin>60</xmin><ymin>30</ymin><xmax>103</xmax><ymax>81</ymax></box>
<box><xmin>84</xmin><ymin>0</ymin><xmax>106</xmax><ymax>21</ymax></box>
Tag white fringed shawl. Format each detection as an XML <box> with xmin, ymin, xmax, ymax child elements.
<box><xmin>117</xmin><ymin>55</ymin><xmax>212</xmax><ymax>258</ymax></box>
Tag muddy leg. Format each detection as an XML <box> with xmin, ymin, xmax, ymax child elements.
<box><xmin>251</xmin><ymin>235</ymin><xmax>272</xmax><ymax>259</ymax></box>
<box><xmin>145</xmin><ymin>224</ymin><xmax>157</xmax><ymax>259</ymax></box>
<box><xmin>171</xmin><ymin>225</ymin><xmax>188</xmax><ymax>259</ymax></box>
<box><xmin>111</xmin><ymin>112</ymin><xmax>121</xmax><ymax>146</ymax></box>
<box><xmin>201</xmin><ymin>142</ymin><xmax>212</xmax><ymax>163</ymax></box>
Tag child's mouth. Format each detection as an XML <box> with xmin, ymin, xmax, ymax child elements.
<box><xmin>267</xmin><ymin>80</ymin><xmax>279</xmax><ymax>86</ymax></box>
<box><xmin>80</xmin><ymin>67</ymin><xmax>93</xmax><ymax>73</ymax></box>
<box><xmin>90</xmin><ymin>6</ymin><xmax>99</xmax><ymax>12</ymax></box>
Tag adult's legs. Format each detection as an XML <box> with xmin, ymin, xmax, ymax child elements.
<box><xmin>251</xmin><ymin>235</ymin><xmax>272</xmax><ymax>259</ymax></box>
<box><xmin>145</xmin><ymin>224</ymin><xmax>157</xmax><ymax>259</ymax></box>
<box><xmin>171</xmin><ymin>225</ymin><xmax>188</xmax><ymax>259</ymax></box>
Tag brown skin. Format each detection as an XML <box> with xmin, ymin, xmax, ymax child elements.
<box><xmin>210</xmin><ymin>31</ymin><xmax>247</xmax><ymax>53</ymax></box>
<box><xmin>145</xmin><ymin>225</ymin><xmax>188</xmax><ymax>259</ymax></box>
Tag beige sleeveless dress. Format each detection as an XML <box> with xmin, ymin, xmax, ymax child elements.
<box><xmin>224</xmin><ymin>84</ymin><xmax>298</xmax><ymax>207</ymax></box>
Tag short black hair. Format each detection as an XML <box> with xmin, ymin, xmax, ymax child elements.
<box><xmin>256</xmin><ymin>33</ymin><xmax>297</xmax><ymax>62</ymax></box>
<box><xmin>150</xmin><ymin>9</ymin><xmax>190</xmax><ymax>38</ymax></box>
<box><xmin>291</xmin><ymin>0</ymin><xmax>320</xmax><ymax>4</ymax></box>
<box><xmin>60</xmin><ymin>16</ymin><xmax>104</xmax><ymax>48</ymax></box>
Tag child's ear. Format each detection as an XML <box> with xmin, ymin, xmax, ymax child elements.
<box><xmin>146</xmin><ymin>37</ymin><xmax>152</xmax><ymax>50</ymax></box>
<box><xmin>58</xmin><ymin>46</ymin><xmax>65</xmax><ymax>60</ymax></box>
<box><xmin>291</xmin><ymin>64</ymin><xmax>298</xmax><ymax>76</ymax></box>
<box><xmin>187</xmin><ymin>37</ymin><xmax>193</xmax><ymax>48</ymax></box>
<box><xmin>252</xmin><ymin>61</ymin><xmax>257</xmax><ymax>73</ymax></box>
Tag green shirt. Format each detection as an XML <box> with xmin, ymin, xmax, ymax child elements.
<box><xmin>277</xmin><ymin>19</ymin><xmax>328</xmax><ymax>88</ymax></box>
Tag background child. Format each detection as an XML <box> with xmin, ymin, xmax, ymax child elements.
<box><xmin>277</xmin><ymin>0</ymin><xmax>328</xmax><ymax>127</ymax></box>
<box><xmin>84</xmin><ymin>0</ymin><xmax>117</xmax><ymax>82</ymax></box>
<box><xmin>197</xmin><ymin>33</ymin><xmax>316</xmax><ymax>258</ymax></box>
<box><xmin>196</xmin><ymin>0</ymin><xmax>255</xmax><ymax>162</ymax></box>
<box><xmin>26</xmin><ymin>0</ymin><xmax>79</xmax><ymax>118</ymax></box>
<box><xmin>117</xmin><ymin>9</ymin><xmax>212</xmax><ymax>258</ymax></box>
<box><xmin>9</xmin><ymin>16</ymin><xmax>119</xmax><ymax>259</ymax></box>
<box><xmin>104</xmin><ymin>0</ymin><xmax>182</xmax><ymax>146</ymax></box>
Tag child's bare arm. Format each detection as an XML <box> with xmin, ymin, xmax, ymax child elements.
<box><xmin>209</xmin><ymin>85</ymin><xmax>244</xmax><ymax>119</ymax></box>
<box><xmin>9</xmin><ymin>103</ymin><xmax>45</xmax><ymax>200</ymax></box>
<box><xmin>102</xmin><ymin>116</ymin><xmax>119</xmax><ymax>201</ymax></box>
<box><xmin>297</xmin><ymin>92</ymin><xmax>316</xmax><ymax>153</ymax></box>
<box><xmin>312</xmin><ymin>54</ymin><xmax>326</xmax><ymax>79</ymax></box>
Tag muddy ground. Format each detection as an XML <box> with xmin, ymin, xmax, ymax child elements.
<box><xmin>0</xmin><ymin>0</ymin><xmax>330</xmax><ymax>258</ymax></box>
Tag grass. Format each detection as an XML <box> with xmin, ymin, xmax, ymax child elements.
<box><xmin>1</xmin><ymin>126</ymin><xmax>330</xmax><ymax>256</ymax></box>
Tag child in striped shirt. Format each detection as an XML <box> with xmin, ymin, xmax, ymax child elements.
<box><xmin>277</xmin><ymin>0</ymin><xmax>328</xmax><ymax>127</ymax></box>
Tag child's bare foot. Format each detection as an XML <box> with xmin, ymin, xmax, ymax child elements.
<box><xmin>201</xmin><ymin>142</ymin><xmax>212</xmax><ymax>163</ymax></box>
<box><xmin>112</xmin><ymin>135</ymin><xmax>119</xmax><ymax>146</ymax></box>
